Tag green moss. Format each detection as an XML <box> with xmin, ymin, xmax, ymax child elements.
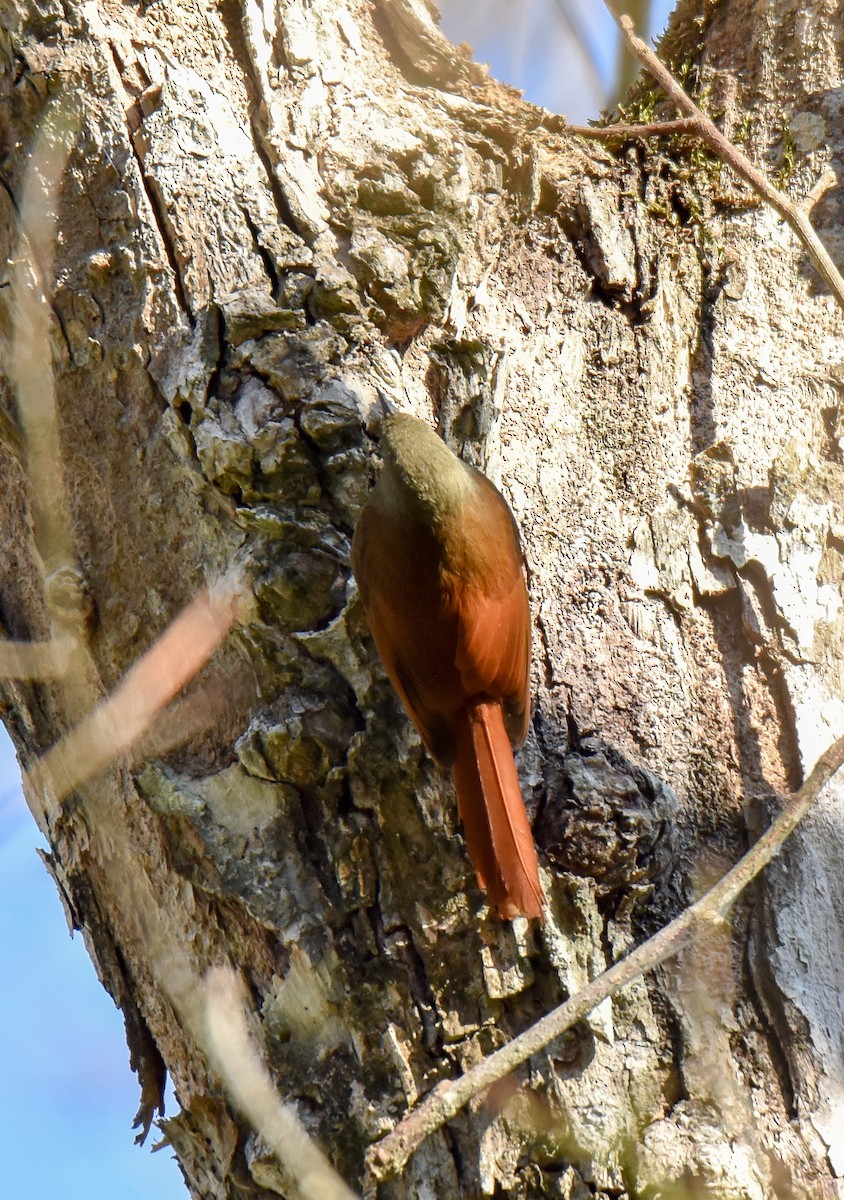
<box><xmin>690</xmin><ymin>441</ymin><xmax>741</xmax><ymax>529</ymax></box>
<box><xmin>735</xmin><ymin>111</ymin><xmax>752</xmax><ymax>145</ymax></box>
<box><xmin>776</xmin><ymin>124</ymin><xmax>797</xmax><ymax>188</ymax></box>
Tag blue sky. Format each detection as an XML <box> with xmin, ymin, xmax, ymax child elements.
<box><xmin>439</xmin><ymin>0</ymin><xmax>676</xmax><ymax>122</ymax></box>
<box><xmin>1</xmin><ymin>4</ymin><xmax>675</xmax><ymax>1196</ymax></box>
<box><xmin>0</xmin><ymin>730</ymin><xmax>184</xmax><ymax>1199</ymax></box>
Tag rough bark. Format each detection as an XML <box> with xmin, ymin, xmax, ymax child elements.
<box><xmin>1</xmin><ymin>0</ymin><xmax>842</xmax><ymax>1196</ymax></box>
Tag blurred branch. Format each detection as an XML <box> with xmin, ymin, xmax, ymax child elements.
<box><xmin>204</xmin><ymin>968</ymin><xmax>360</xmax><ymax>1200</ymax></box>
<box><xmin>27</xmin><ymin>578</ymin><xmax>243</xmax><ymax>816</ymax></box>
<box><xmin>0</xmin><ymin>636</ymin><xmax>77</xmax><ymax>680</ymax></box>
<box><xmin>365</xmin><ymin>731</ymin><xmax>844</xmax><ymax>1184</ymax></box>
<box><xmin>131</xmin><ymin>680</ymin><xmax>236</xmax><ymax>764</ymax></box>
<box><xmin>8</xmin><ymin>96</ymin><xmax>106</xmax><ymax>754</ymax></box>
<box><xmin>601</xmin><ymin>0</ymin><xmax>844</xmax><ymax>315</ymax></box>
<box><xmin>548</xmin><ymin>0</ymin><xmax>608</xmax><ymax>108</ymax></box>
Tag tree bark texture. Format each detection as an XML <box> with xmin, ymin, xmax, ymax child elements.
<box><xmin>1</xmin><ymin>0</ymin><xmax>843</xmax><ymax>1196</ymax></box>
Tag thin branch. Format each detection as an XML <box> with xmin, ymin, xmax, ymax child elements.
<box><xmin>610</xmin><ymin>0</ymin><xmax>651</xmax><ymax>105</ymax></box>
<box><xmin>598</xmin><ymin>0</ymin><xmax>844</xmax><ymax>314</ymax></box>
<box><xmin>567</xmin><ymin>116</ymin><xmax>699</xmax><ymax>140</ymax></box>
<box><xmin>204</xmin><ymin>968</ymin><xmax>360</xmax><ymax>1200</ymax></box>
<box><xmin>5</xmin><ymin>99</ymin><xmax>346</xmax><ymax>1193</ymax></box>
<box><xmin>364</xmin><ymin>731</ymin><xmax>844</xmax><ymax>1185</ymax></box>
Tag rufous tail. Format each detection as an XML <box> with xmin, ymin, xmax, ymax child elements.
<box><xmin>452</xmin><ymin>700</ymin><xmax>544</xmax><ymax>921</ymax></box>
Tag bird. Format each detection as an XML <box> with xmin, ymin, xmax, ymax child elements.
<box><xmin>352</xmin><ymin>412</ymin><xmax>544</xmax><ymax>920</ymax></box>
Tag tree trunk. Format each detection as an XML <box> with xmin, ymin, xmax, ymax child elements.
<box><xmin>1</xmin><ymin>0</ymin><xmax>843</xmax><ymax>1195</ymax></box>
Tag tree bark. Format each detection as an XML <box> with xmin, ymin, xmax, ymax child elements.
<box><xmin>1</xmin><ymin>0</ymin><xmax>843</xmax><ymax>1196</ymax></box>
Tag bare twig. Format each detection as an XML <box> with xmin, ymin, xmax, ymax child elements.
<box><xmin>365</xmin><ymin>732</ymin><xmax>844</xmax><ymax>1184</ymax></box>
<box><xmin>595</xmin><ymin>0</ymin><xmax>844</xmax><ymax>313</ymax></box>
<box><xmin>567</xmin><ymin>116</ymin><xmax>699</xmax><ymax>140</ymax></box>
<box><xmin>800</xmin><ymin>165</ymin><xmax>837</xmax><ymax>213</ymax></box>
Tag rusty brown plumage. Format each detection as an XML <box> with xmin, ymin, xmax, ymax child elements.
<box><xmin>352</xmin><ymin>414</ymin><xmax>543</xmax><ymax>920</ymax></box>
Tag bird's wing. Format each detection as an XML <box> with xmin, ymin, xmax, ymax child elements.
<box><xmin>353</xmin><ymin>506</ymin><xmax>457</xmax><ymax>763</ymax></box>
<box><xmin>452</xmin><ymin>570</ymin><xmax>531</xmax><ymax>747</ymax></box>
